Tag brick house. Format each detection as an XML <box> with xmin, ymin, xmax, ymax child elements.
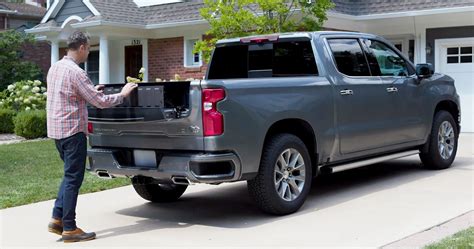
<box><xmin>0</xmin><ymin>1</ymin><xmax>45</xmax><ymax>32</ymax></box>
<box><xmin>26</xmin><ymin>0</ymin><xmax>473</xmax><ymax>131</ymax></box>
<box><xmin>0</xmin><ymin>1</ymin><xmax>51</xmax><ymax>78</ymax></box>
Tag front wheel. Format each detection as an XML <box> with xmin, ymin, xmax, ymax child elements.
<box><xmin>420</xmin><ymin>110</ymin><xmax>458</xmax><ymax>169</ymax></box>
<box><xmin>132</xmin><ymin>176</ymin><xmax>187</xmax><ymax>202</ymax></box>
<box><xmin>247</xmin><ymin>134</ymin><xmax>312</xmax><ymax>215</ymax></box>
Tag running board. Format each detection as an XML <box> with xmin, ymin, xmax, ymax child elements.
<box><xmin>322</xmin><ymin>150</ymin><xmax>420</xmax><ymax>174</ymax></box>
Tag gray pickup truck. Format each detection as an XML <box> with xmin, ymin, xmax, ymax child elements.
<box><xmin>87</xmin><ymin>31</ymin><xmax>461</xmax><ymax>215</ymax></box>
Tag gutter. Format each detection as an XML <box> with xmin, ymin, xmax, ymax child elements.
<box><xmin>0</xmin><ymin>9</ymin><xmax>44</xmax><ymax>18</ymax></box>
<box><xmin>71</xmin><ymin>20</ymin><xmax>145</xmax><ymax>29</ymax></box>
<box><xmin>145</xmin><ymin>19</ymin><xmax>207</xmax><ymax>29</ymax></box>
<box><xmin>0</xmin><ymin>9</ymin><xmax>17</xmax><ymax>14</ymax></box>
<box><xmin>70</xmin><ymin>19</ymin><xmax>208</xmax><ymax>29</ymax></box>
<box><xmin>25</xmin><ymin>26</ymin><xmax>61</xmax><ymax>34</ymax></box>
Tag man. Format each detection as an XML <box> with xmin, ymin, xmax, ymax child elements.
<box><xmin>46</xmin><ymin>31</ymin><xmax>137</xmax><ymax>243</ymax></box>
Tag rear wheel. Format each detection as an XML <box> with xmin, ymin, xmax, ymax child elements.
<box><xmin>247</xmin><ymin>134</ymin><xmax>312</xmax><ymax>215</ymax></box>
<box><xmin>132</xmin><ymin>176</ymin><xmax>187</xmax><ymax>202</ymax></box>
<box><xmin>420</xmin><ymin>111</ymin><xmax>458</xmax><ymax>169</ymax></box>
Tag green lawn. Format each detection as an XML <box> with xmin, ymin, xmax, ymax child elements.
<box><xmin>425</xmin><ymin>227</ymin><xmax>474</xmax><ymax>249</ymax></box>
<box><xmin>0</xmin><ymin>139</ymin><xmax>131</xmax><ymax>209</ymax></box>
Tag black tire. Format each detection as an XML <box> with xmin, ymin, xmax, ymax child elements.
<box><xmin>420</xmin><ymin>110</ymin><xmax>459</xmax><ymax>170</ymax></box>
<box><xmin>132</xmin><ymin>176</ymin><xmax>187</xmax><ymax>202</ymax></box>
<box><xmin>247</xmin><ymin>134</ymin><xmax>312</xmax><ymax>215</ymax></box>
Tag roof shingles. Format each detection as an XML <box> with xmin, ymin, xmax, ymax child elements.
<box><xmin>142</xmin><ymin>0</ymin><xmax>204</xmax><ymax>25</ymax></box>
<box><xmin>0</xmin><ymin>1</ymin><xmax>46</xmax><ymax>17</ymax></box>
<box><xmin>38</xmin><ymin>0</ymin><xmax>474</xmax><ymax>28</ymax></box>
<box><xmin>89</xmin><ymin>0</ymin><xmax>145</xmax><ymax>25</ymax></box>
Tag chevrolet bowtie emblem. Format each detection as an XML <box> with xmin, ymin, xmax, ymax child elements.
<box><xmin>189</xmin><ymin>126</ymin><xmax>200</xmax><ymax>134</ymax></box>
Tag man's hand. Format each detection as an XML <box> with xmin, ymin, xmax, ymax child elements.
<box><xmin>120</xmin><ymin>83</ymin><xmax>138</xmax><ymax>97</ymax></box>
<box><xmin>95</xmin><ymin>85</ymin><xmax>105</xmax><ymax>92</ymax></box>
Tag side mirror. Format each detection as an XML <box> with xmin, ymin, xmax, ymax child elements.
<box><xmin>416</xmin><ymin>63</ymin><xmax>434</xmax><ymax>79</ymax></box>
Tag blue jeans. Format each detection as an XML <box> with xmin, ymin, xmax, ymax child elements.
<box><xmin>52</xmin><ymin>132</ymin><xmax>87</xmax><ymax>231</ymax></box>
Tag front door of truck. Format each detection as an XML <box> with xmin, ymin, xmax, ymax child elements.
<box><xmin>361</xmin><ymin>39</ymin><xmax>426</xmax><ymax>144</ymax></box>
<box><xmin>326</xmin><ymin>38</ymin><xmax>395</xmax><ymax>155</ymax></box>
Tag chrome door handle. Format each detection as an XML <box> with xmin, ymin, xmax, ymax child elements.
<box><xmin>386</xmin><ymin>87</ymin><xmax>398</xmax><ymax>93</ymax></box>
<box><xmin>340</xmin><ymin>89</ymin><xmax>354</xmax><ymax>95</ymax></box>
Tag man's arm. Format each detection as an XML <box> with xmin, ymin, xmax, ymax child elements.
<box><xmin>74</xmin><ymin>71</ymin><xmax>137</xmax><ymax>109</ymax></box>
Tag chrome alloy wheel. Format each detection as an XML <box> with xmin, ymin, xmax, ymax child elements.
<box><xmin>438</xmin><ymin>121</ymin><xmax>455</xmax><ymax>160</ymax></box>
<box><xmin>274</xmin><ymin>148</ymin><xmax>306</xmax><ymax>201</ymax></box>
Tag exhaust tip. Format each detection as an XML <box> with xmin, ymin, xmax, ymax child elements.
<box><xmin>171</xmin><ymin>176</ymin><xmax>190</xmax><ymax>185</ymax></box>
<box><xmin>96</xmin><ymin>170</ymin><xmax>113</xmax><ymax>179</ymax></box>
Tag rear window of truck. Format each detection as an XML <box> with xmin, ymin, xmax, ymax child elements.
<box><xmin>208</xmin><ymin>40</ymin><xmax>318</xmax><ymax>79</ymax></box>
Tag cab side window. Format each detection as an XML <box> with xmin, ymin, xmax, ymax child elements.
<box><xmin>363</xmin><ymin>40</ymin><xmax>411</xmax><ymax>77</ymax></box>
<box><xmin>327</xmin><ymin>39</ymin><xmax>371</xmax><ymax>76</ymax></box>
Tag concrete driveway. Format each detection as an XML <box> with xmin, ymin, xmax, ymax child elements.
<box><xmin>1</xmin><ymin>134</ymin><xmax>473</xmax><ymax>248</ymax></box>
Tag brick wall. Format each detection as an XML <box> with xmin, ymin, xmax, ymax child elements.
<box><xmin>21</xmin><ymin>41</ymin><xmax>51</xmax><ymax>81</ymax></box>
<box><xmin>148</xmin><ymin>37</ymin><xmax>208</xmax><ymax>81</ymax></box>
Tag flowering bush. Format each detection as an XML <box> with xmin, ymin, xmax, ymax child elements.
<box><xmin>0</xmin><ymin>80</ymin><xmax>47</xmax><ymax>111</ymax></box>
<box><xmin>138</xmin><ymin>67</ymin><xmax>145</xmax><ymax>81</ymax></box>
<box><xmin>126</xmin><ymin>76</ymin><xmax>141</xmax><ymax>83</ymax></box>
<box><xmin>126</xmin><ymin>67</ymin><xmax>145</xmax><ymax>83</ymax></box>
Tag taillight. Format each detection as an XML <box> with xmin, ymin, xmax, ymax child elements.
<box><xmin>202</xmin><ymin>88</ymin><xmax>225</xmax><ymax>136</ymax></box>
<box><xmin>87</xmin><ymin>122</ymin><xmax>93</xmax><ymax>134</ymax></box>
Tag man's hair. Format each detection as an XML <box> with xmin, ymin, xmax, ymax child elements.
<box><xmin>67</xmin><ymin>31</ymin><xmax>90</xmax><ymax>50</ymax></box>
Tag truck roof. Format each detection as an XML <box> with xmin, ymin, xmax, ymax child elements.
<box><xmin>216</xmin><ymin>31</ymin><xmax>381</xmax><ymax>45</ymax></box>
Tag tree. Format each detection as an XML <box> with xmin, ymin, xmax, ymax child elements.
<box><xmin>0</xmin><ymin>31</ymin><xmax>41</xmax><ymax>91</ymax></box>
<box><xmin>195</xmin><ymin>0</ymin><xmax>334</xmax><ymax>62</ymax></box>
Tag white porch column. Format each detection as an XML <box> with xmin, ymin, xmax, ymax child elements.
<box><xmin>414</xmin><ymin>29</ymin><xmax>427</xmax><ymax>64</ymax></box>
<box><xmin>141</xmin><ymin>39</ymin><xmax>149</xmax><ymax>82</ymax></box>
<box><xmin>413</xmin><ymin>15</ymin><xmax>427</xmax><ymax>65</ymax></box>
<box><xmin>50</xmin><ymin>39</ymin><xmax>59</xmax><ymax>64</ymax></box>
<box><xmin>99</xmin><ymin>35</ymin><xmax>110</xmax><ymax>84</ymax></box>
<box><xmin>419</xmin><ymin>29</ymin><xmax>427</xmax><ymax>64</ymax></box>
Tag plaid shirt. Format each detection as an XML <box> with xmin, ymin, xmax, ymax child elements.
<box><xmin>46</xmin><ymin>56</ymin><xmax>124</xmax><ymax>139</ymax></box>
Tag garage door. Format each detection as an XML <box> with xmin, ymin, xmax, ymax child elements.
<box><xmin>436</xmin><ymin>38</ymin><xmax>474</xmax><ymax>133</ymax></box>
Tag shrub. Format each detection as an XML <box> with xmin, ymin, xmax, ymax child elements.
<box><xmin>0</xmin><ymin>80</ymin><xmax>46</xmax><ymax>112</ymax></box>
<box><xmin>0</xmin><ymin>109</ymin><xmax>16</xmax><ymax>133</ymax></box>
<box><xmin>13</xmin><ymin>110</ymin><xmax>47</xmax><ymax>139</ymax></box>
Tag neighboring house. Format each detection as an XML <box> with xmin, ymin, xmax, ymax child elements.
<box><xmin>0</xmin><ymin>1</ymin><xmax>50</xmax><ymax>79</ymax></box>
<box><xmin>0</xmin><ymin>1</ymin><xmax>45</xmax><ymax>32</ymax></box>
<box><xmin>26</xmin><ymin>0</ymin><xmax>474</xmax><ymax>132</ymax></box>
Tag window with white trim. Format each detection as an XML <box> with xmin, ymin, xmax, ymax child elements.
<box><xmin>79</xmin><ymin>51</ymin><xmax>99</xmax><ymax>84</ymax></box>
<box><xmin>447</xmin><ymin>46</ymin><xmax>473</xmax><ymax>64</ymax></box>
<box><xmin>184</xmin><ymin>39</ymin><xmax>202</xmax><ymax>67</ymax></box>
<box><xmin>86</xmin><ymin>51</ymin><xmax>100</xmax><ymax>84</ymax></box>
